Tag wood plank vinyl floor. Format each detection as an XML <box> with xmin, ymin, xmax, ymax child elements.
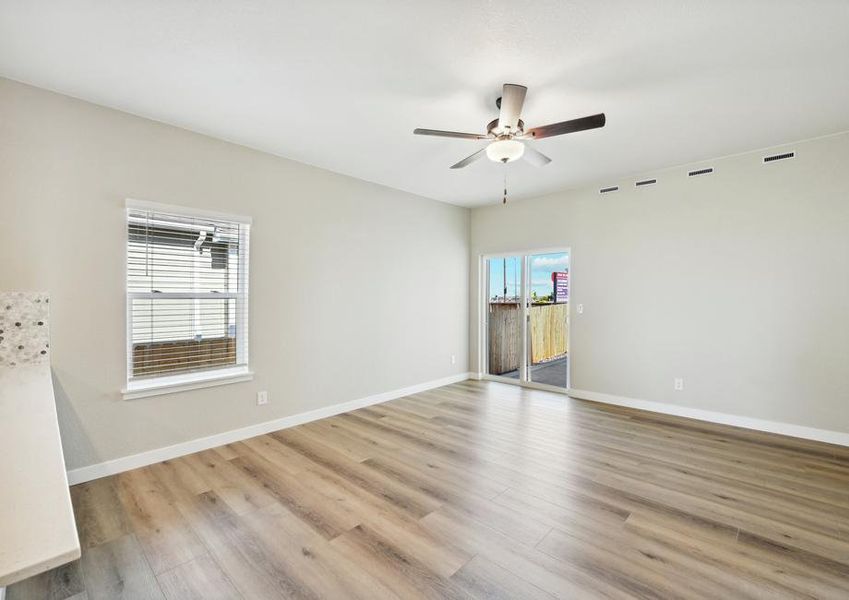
<box><xmin>9</xmin><ymin>380</ymin><xmax>849</xmax><ymax>599</ymax></box>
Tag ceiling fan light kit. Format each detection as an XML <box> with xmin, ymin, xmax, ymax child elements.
<box><xmin>413</xmin><ymin>83</ymin><xmax>606</xmax><ymax>203</ymax></box>
<box><xmin>486</xmin><ymin>138</ymin><xmax>525</xmax><ymax>163</ymax></box>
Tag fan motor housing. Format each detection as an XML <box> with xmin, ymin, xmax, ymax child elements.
<box><xmin>487</xmin><ymin>118</ymin><xmax>524</xmax><ymax>137</ymax></box>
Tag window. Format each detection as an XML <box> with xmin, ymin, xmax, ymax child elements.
<box><xmin>125</xmin><ymin>200</ymin><xmax>251</xmax><ymax>397</ymax></box>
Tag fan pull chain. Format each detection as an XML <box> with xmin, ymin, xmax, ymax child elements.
<box><xmin>503</xmin><ymin>167</ymin><xmax>508</xmax><ymax>205</ymax></box>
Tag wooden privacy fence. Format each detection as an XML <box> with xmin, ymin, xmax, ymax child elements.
<box><xmin>530</xmin><ymin>303</ymin><xmax>568</xmax><ymax>364</ymax></box>
<box><xmin>487</xmin><ymin>304</ymin><xmax>522</xmax><ymax>375</ymax></box>
<box><xmin>132</xmin><ymin>337</ymin><xmax>236</xmax><ymax>378</ymax></box>
<box><xmin>488</xmin><ymin>303</ymin><xmax>568</xmax><ymax>375</ymax></box>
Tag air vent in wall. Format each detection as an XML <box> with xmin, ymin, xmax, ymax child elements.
<box><xmin>635</xmin><ymin>178</ymin><xmax>657</xmax><ymax>187</ymax></box>
<box><xmin>688</xmin><ymin>167</ymin><xmax>714</xmax><ymax>177</ymax></box>
<box><xmin>763</xmin><ymin>151</ymin><xmax>795</xmax><ymax>163</ymax></box>
<box><xmin>599</xmin><ymin>186</ymin><xmax>619</xmax><ymax>194</ymax></box>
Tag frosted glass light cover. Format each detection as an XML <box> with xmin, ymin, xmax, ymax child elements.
<box><xmin>486</xmin><ymin>139</ymin><xmax>525</xmax><ymax>163</ymax></box>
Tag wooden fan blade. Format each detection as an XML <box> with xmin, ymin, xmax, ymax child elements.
<box><xmin>450</xmin><ymin>147</ymin><xmax>487</xmax><ymax>169</ymax></box>
<box><xmin>497</xmin><ymin>84</ymin><xmax>527</xmax><ymax>132</ymax></box>
<box><xmin>524</xmin><ymin>113</ymin><xmax>606</xmax><ymax>140</ymax></box>
<box><xmin>523</xmin><ymin>145</ymin><xmax>552</xmax><ymax>167</ymax></box>
<box><xmin>414</xmin><ymin>128</ymin><xmax>487</xmax><ymax>140</ymax></box>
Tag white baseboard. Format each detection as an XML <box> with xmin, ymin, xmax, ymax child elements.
<box><xmin>67</xmin><ymin>372</ymin><xmax>473</xmax><ymax>485</ymax></box>
<box><xmin>568</xmin><ymin>388</ymin><xmax>849</xmax><ymax>447</ymax></box>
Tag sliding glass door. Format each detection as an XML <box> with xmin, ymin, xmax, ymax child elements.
<box><xmin>526</xmin><ymin>251</ymin><xmax>569</xmax><ymax>388</ymax></box>
<box><xmin>485</xmin><ymin>256</ymin><xmax>524</xmax><ymax>379</ymax></box>
<box><xmin>484</xmin><ymin>250</ymin><xmax>570</xmax><ymax>390</ymax></box>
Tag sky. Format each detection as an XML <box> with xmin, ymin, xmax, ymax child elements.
<box><xmin>488</xmin><ymin>252</ymin><xmax>569</xmax><ymax>300</ymax></box>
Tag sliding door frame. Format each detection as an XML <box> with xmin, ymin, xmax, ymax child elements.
<box><xmin>479</xmin><ymin>246</ymin><xmax>572</xmax><ymax>394</ymax></box>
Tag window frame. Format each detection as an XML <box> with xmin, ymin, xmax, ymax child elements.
<box><xmin>122</xmin><ymin>199</ymin><xmax>252</xmax><ymax>400</ymax></box>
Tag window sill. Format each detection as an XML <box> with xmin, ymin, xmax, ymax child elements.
<box><xmin>122</xmin><ymin>367</ymin><xmax>253</xmax><ymax>400</ymax></box>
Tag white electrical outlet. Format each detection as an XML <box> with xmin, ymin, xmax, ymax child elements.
<box><xmin>673</xmin><ymin>378</ymin><xmax>684</xmax><ymax>391</ymax></box>
<box><xmin>451</xmin><ymin>354</ymin><xmax>456</xmax><ymax>365</ymax></box>
<box><xmin>257</xmin><ymin>390</ymin><xmax>269</xmax><ymax>405</ymax></box>
<box><xmin>577</xmin><ymin>304</ymin><xmax>584</xmax><ymax>314</ymax></box>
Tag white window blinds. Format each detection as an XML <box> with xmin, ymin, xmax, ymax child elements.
<box><xmin>126</xmin><ymin>203</ymin><xmax>250</xmax><ymax>386</ymax></box>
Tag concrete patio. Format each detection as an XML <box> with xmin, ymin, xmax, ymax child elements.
<box><xmin>502</xmin><ymin>355</ymin><xmax>569</xmax><ymax>388</ymax></box>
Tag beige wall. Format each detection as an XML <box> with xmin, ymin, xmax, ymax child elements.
<box><xmin>0</xmin><ymin>78</ymin><xmax>470</xmax><ymax>470</ymax></box>
<box><xmin>471</xmin><ymin>132</ymin><xmax>849</xmax><ymax>434</ymax></box>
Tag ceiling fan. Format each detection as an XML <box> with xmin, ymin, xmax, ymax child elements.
<box><xmin>413</xmin><ymin>83</ymin><xmax>605</xmax><ymax>169</ymax></box>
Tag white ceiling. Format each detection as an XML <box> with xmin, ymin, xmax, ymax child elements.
<box><xmin>2</xmin><ymin>1</ymin><xmax>849</xmax><ymax>207</ymax></box>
